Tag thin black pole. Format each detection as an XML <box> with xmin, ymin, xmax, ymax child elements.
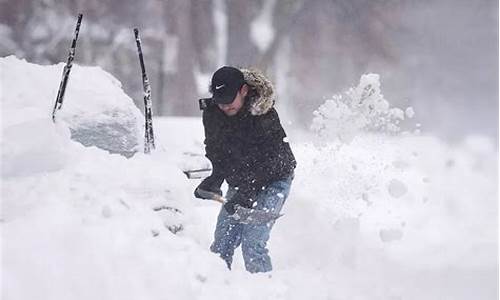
<box><xmin>52</xmin><ymin>13</ymin><xmax>83</xmax><ymax>122</ymax></box>
<box><xmin>134</xmin><ymin>28</ymin><xmax>155</xmax><ymax>153</ymax></box>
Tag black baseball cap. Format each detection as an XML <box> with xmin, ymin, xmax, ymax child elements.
<box><xmin>210</xmin><ymin>66</ymin><xmax>245</xmax><ymax>104</ymax></box>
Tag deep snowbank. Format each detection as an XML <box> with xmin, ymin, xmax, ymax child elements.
<box><xmin>1</xmin><ymin>56</ymin><xmax>143</xmax><ymax>163</ymax></box>
<box><xmin>1</xmin><ymin>57</ymin><xmax>497</xmax><ymax>300</ymax></box>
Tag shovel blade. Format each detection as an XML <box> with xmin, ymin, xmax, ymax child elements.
<box><xmin>183</xmin><ymin>168</ymin><xmax>212</xmax><ymax>179</ymax></box>
<box><xmin>232</xmin><ymin>206</ymin><xmax>283</xmax><ymax>225</ymax></box>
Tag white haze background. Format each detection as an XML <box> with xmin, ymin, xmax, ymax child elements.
<box><xmin>0</xmin><ymin>0</ymin><xmax>497</xmax><ymax>140</ymax></box>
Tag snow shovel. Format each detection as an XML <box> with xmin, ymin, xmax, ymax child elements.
<box><xmin>195</xmin><ymin>188</ymin><xmax>282</xmax><ymax>225</ymax></box>
<box><xmin>183</xmin><ymin>168</ymin><xmax>212</xmax><ymax>179</ymax></box>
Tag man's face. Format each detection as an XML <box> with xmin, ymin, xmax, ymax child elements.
<box><xmin>218</xmin><ymin>84</ymin><xmax>248</xmax><ymax>116</ymax></box>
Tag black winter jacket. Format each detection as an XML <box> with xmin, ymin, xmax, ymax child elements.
<box><xmin>198</xmin><ymin>69</ymin><xmax>296</xmax><ymax>210</ymax></box>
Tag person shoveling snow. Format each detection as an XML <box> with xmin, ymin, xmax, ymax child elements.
<box><xmin>194</xmin><ymin>66</ymin><xmax>296</xmax><ymax>273</ymax></box>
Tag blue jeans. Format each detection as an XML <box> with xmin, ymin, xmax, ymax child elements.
<box><xmin>210</xmin><ymin>175</ymin><xmax>293</xmax><ymax>273</ymax></box>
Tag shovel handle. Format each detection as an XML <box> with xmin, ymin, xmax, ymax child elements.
<box><xmin>195</xmin><ymin>188</ymin><xmax>227</xmax><ymax>204</ymax></box>
<box><xmin>211</xmin><ymin>195</ymin><xmax>226</xmax><ymax>204</ymax></box>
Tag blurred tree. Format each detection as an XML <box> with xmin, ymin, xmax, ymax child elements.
<box><xmin>256</xmin><ymin>0</ymin><xmax>305</xmax><ymax>71</ymax></box>
<box><xmin>164</xmin><ymin>0</ymin><xmax>217</xmax><ymax>116</ymax></box>
<box><xmin>225</xmin><ymin>1</ymin><xmax>261</xmax><ymax>66</ymax></box>
<box><xmin>191</xmin><ymin>0</ymin><xmax>217</xmax><ymax>73</ymax></box>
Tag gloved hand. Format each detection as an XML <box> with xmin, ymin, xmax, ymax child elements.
<box><xmin>194</xmin><ymin>175</ymin><xmax>223</xmax><ymax>199</ymax></box>
<box><xmin>223</xmin><ymin>201</ymin><xmax>237</xmax><ymax>215</ymax></box>
<box><xmin>223</xmin><ymin>189</ymin><xmax>255</xmax><ymax>215</ymax></box>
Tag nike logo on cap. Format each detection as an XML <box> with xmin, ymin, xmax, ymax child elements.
<box><xmin>215</xmin><ymin>84</ymin><xmax>225</xmax><ymax>90</ymax></box>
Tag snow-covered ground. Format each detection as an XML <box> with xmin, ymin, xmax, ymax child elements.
<box><xmin>1</xmin><ymin>57</ymin><xmax>498</xmax><ymax>299</ymax></box>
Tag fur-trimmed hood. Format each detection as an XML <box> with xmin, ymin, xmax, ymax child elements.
<box><xmin>241</xmin><ymin>68</ymin><xmax>276</xmax><ymax>116</ymax></box>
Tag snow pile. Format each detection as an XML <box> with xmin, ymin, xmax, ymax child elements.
<box><xmin>1</xmin><ymin>118</ymin><xmax>74</xmax><ymax>177</ymax></box>
<box><xmin>0</xmin><ymin>56</ymin><xmax>143</xmax><ymax>158</ymax></box>
<box><xmin>1</xmin><ymin>58</ymin><xmax>227</xmax><ymax>299</ymax></box>
<box><xmin>311</xmin><ymin>73</ymin><xmax>414</xmax><ymax>143</ymax></box>
<box><xmin>281</xmin><ymin>132</ymin><xmax>497</xmax><ymax>298</ymax></box>
<box><xmin>293</xmin><ymin>134</ymin><xmax>497</xmax><ymax>257</ymax></box>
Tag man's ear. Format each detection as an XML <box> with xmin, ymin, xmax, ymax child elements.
<box><xmin>241</xmin><ymin>84</ymin><xmax>249</xmax><ymax>97</ymax></box>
